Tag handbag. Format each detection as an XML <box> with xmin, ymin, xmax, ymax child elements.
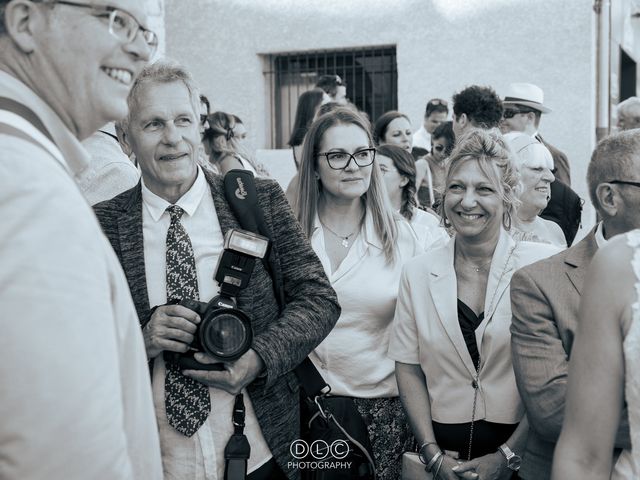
<box><xmin>223</xmin><ymin>170</ymin><xmax>376</xmax><ymax>480</ymax></box>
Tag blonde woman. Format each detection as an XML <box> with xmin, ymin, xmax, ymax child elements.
<box><xmin>295</xmin><ymin>107</ymin><xmax>422</xmax><ymax>479</ymax></box>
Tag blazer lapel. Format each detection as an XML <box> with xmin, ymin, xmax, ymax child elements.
<box><xmin>476</xmin><ymin>230</ymin><xmax>516</xmax><ymax>352</ymax></box>
<box><xmin>117</xmin><ymin>184</ymin><xmax>151</xmax><ymax>326</ymax></box>
<box><xmin>564</xmin><ymin>229</ymin><xmax>598</xmax><ymax>295</ymax></box>
<box><xmin>430</xmin><ymin>239</ymin><xmax>477</xmax><ymax>377</ymax></box>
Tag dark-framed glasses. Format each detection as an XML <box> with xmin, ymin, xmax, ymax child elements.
<box><xmin>608</xmin><ymin>180</ymin><xmax>640</xmax><ymax>188</ymax></box>
<box><xmin>318</xmin><ymin>148</ymin><xmax>376</xmax><ymax>170</ymax></box>
<box><xmin>51</xmin><ymin>1</ymin><xmax>158</xmax><ymax>55</ymax></box>
<box><xmin>503</xmin><ymin>108</ymin><xmax>536</xmax><ymax>119</ymax></box>
<box><xmin>432</xmin><ymin>144</ymin><xmax>445</xmax><ymax>153</ymax></box>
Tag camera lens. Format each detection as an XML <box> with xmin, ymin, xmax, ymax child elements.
<box><xmin>199</xmin><ymin>309</ymin><xmax>252</xmax><ymax>360</ymax></box>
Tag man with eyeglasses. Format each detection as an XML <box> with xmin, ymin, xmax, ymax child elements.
<box><xmin>500</xmin><ymin>83</ymin><xmax>582</xmax><ymax>247</ymax></box>
<box><xmin>0</xmin><ymin>1</ymin><xmax>161</xmax><ymax>479</ymax></box>
<box><xmin>510</xmin><ymin>129</ymin><xmax>640</xmax><ymax>480</ymax></box>
<box><xmin>500</xmin><ymin>83</ymin><xmax>571</xmax><ymax>186</ymax></box>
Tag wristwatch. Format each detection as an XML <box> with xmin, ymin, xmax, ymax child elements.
<box><xmin>498</xmin><ymin>444</ymin><xmax>522</xmax><ymax>471</ymax></box>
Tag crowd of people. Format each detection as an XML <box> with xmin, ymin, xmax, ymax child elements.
<box><xmin>2</xmin><ymin>1</ymin><xmax>640</xmax><ymax>480</ymax></box>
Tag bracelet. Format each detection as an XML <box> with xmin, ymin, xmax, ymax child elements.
<box><xmin>418</xmin><ymin>441</ymin><xmax>439</xmax><ymax>464</ymax></box>
<box><xmin>426</xmin><ymin>450</ymin><xmax>443</xmax><ymax>472</ymax></box>
<box><xmin>433</xmin><ymin>455</ymin><xmax>444</xmax><ymax>479</ymax></box>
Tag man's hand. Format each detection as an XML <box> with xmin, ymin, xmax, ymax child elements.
<box><xmin>183</xmin><ymin>349</ymin><xmax>265</xmax><ymax>395</ymax></box>
<box><xmin>143</xmin><ymin>304</ymin><xmax>200</xmax><ymax>359</ymax></box>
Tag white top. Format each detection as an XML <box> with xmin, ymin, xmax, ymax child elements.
<box><xmin>388</xmin><ymin>230</ymin><xmax>560</xmax><ymax>423</ymax></box>
<box><xmin>412</xmin><ymin>125</ymin><xmax>431</xmax><ymax>151</ymax></box>
<box><xmin>310</xmin><ymin>212</ymin><xmax>422</xmax><ymax>397</ymax></box>
<box><xmin>79</xmin><ymin>128</ymin><xmax>140</xmax><ymax>205</ymax></box>
<box><xmin>511</xmin><ymin>216</ymin><xmax>567</xmax><ymax>248</ymax></box>
<box><xmin>0</xmin><ymin>71</ymin><xmax>162</xmax><ymax>480</ymax></box>
<box><xmin>142</xmin><ymin>167</ymin><xmax>272</xmax><ymax>479</ymax></box>
<box><xmin>408</xmin><ymin>208</ymin><xmax>450</xmax><ymax>251</ymax></box>
<box><xmin>595</xmin><ymin>221</ymin><xmax>607</xmax><ymax>248</ymax></box>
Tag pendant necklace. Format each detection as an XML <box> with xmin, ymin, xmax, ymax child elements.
<box><xmin>320</xmin><ymin>219</ymin><xmax>359</xmax><ymax>248</ymax></box>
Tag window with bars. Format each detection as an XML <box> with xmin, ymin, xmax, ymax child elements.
<box><xmin>263</xmin><ymin>46</ymin><xmax>397</xmax><ymax>148</ymax></box>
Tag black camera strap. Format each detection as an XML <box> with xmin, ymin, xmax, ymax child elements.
<box><xmin>224</xmin><ymin>394</ymin><xmax>250</xmax><ymax>480</ymax></box>
<box><xmin>222</xmin><ymin>170</ymin><xmax>338</xmax><ymax>479</ymax></box>
<box><xmin>222</xmin><ymin>170</ymin><xmax>330</xmax><ymax>399</ymax></box>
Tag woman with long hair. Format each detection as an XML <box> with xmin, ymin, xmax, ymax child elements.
<box><xmin>295</xmin><ymin>107</ymin><xmax>422</xmax><ymax>479</ymax></box>
<box><xmin>389</xmin><ymin>129</ymin><xmax>559</xmax><ymax>480</ymax></box>
<box><xmin>288</xmin><ymin>88</ymin><xmax>327</xmax><ymax>169</ymax></box>
<box><xmin>376</xmin><ymin>144</ymin><xmax>448</xmax><ymax>250</ymax></box>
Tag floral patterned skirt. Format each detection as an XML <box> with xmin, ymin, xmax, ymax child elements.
<box><xmin>352</xmin><ymin>396</ymin><xmax>415</xmax><ymax>480</ymax></box>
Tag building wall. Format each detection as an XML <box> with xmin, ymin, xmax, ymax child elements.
<box><xmin>164</xmin><ymin>0</ymin><xmax>599</xmax><ymax>230</ymax></box>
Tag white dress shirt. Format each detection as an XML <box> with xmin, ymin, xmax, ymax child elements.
<box><xmin>0</xmin><ymin>71</ymin><xmax>162</xmax><ymax>480</ymax></box>
<box><xmin>408</xmin><ymin>208</ymin><xmax>450</xmax><ymax>251</ymax></box>
<box><xmin>142</xmin><ymin>167</ymin><xmax>272</xmax><ymax>479</ymax></box>
<box><xmin>412</xmin><ymin>125</ymin><xmax>431</xmax><ymax>151</ymax></box>
<box><xmin>309</xmin><ymin>212</ymin><xmax>422</xmax><ymax>398</ymax></box>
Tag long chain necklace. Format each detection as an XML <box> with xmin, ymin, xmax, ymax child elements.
<box><xmin>465</xmin><ymin>244</ymin><xmax>516</xmax><ymax>461</ymax></box>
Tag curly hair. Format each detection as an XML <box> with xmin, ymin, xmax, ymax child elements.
<box><xmin>376</xmin><ymin>144</ymin><xmax>418</xmax><ymax>221</ymax></box>
<box><xmin>373</xmin><ymin>111</ymin><xmax>411</xmax><ymax>145</ymax></box>
<box><xmin>452</xmin><ymin>86</ymin><xmax>504</xmax><ymax>130</ymax></box>
<box><xmin>440</xmin><ymin>128</ymin><xmax>520</xmax><ymax>230</ymax></box>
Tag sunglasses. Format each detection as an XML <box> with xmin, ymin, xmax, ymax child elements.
<box><xmin>432</xmin><ymin>145</ymin><xmax>445</xmax><ymax>153</ymax></box>
<box><xmin>429</xmin><ymin>99</ymin><xmax>448</xmax><ymax>107</ymax></box>
<box><xmin>503</xmin><ymin>108</ymin><xmax>536</xmax><ymax>119</ymax></box>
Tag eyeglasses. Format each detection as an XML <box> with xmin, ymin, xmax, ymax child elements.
<box><xmin>608</xmin><ymin>180</ymin><xmax>640</xmax><ymax>188</ymax></box>
<box><xmin>429</xmin><ymin>99</ymin><xmax>448</xmax><ymax>107</ymax></box>
<box><xmin>51</xmin><ymin>1</ymin><xmax>159</xmax><ymax>55</ymax></box>
<box><xmin>318</xmin><ymin>148</ymin><xmax>376</xmax><ymax>170</ymax></box>
<box><xmin>432</xmin><ymin>145</ymin><xmax>445</xmax><ymax>153</ymax></box>
<box><xmin>503</xmin><ymin>108</ymin><xmax>536</xmax><ymax>119</ymax></box>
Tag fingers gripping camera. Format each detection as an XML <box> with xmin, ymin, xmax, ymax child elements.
<box><xmin>167</xmin><ymin>229</ymin><xmax>270</xmax><ymax>371</ymax></box>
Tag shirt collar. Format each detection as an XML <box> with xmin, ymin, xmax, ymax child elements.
<box><xmin>595</xmin><ymin>221</ymin><xmax>607</xmax><ymax>248</ymax></box>
<box><xmin>142</xmin><ymin>166</ymin><xmax>208</xmax><ymax>222</ymax></box>
<box><xmin>313</xmin><ymin>208</ymin><xmax>382</xmax><ymax>250</ymax></box>
<box><xmin>0</xmin><ymin>70</ymin><xmax>91</xmax><ymax>177</ymax></box>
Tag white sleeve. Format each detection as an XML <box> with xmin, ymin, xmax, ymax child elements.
<box><xmin>388</xmin><ymin>265</ymin><xmax>421</xmax><ymax>364</ymax></box>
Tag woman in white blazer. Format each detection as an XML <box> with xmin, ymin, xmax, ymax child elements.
<box><xmin>389</xmin><ymin>129</ymin><xmax>559</xmax><ymax>480</ymax></box>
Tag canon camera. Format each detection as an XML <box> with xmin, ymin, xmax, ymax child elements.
<box><xmin>166</xmin><ymin>228</ymin><xmax>269</xmax><ymax>371</ymax></box>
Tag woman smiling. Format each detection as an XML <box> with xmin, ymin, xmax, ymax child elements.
<box><xmin>389</xmin><ymin>129</ymin><xmax>559</xmax><ymax>480</ymax></box>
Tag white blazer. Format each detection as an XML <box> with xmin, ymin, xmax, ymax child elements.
<box><xmin>389</xmin><ymin>229</ymin><xmax>559</xmax><ymax>424</ymax></box>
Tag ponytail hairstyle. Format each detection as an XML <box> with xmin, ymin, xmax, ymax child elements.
<box><xmin>376</xmin><ymin>144</ymin><xmax>418</xmax><ymax>221</ymax></box>
<box><xmin>202</xmin><ymin>111</ymin><xmax>255</xmax><ymax>167</ymax></box>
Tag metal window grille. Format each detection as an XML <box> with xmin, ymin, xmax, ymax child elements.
<box><xmin>263</xmin><ymin>46</ymin><xmax>397</xmax><ymax>148</ymax></box>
